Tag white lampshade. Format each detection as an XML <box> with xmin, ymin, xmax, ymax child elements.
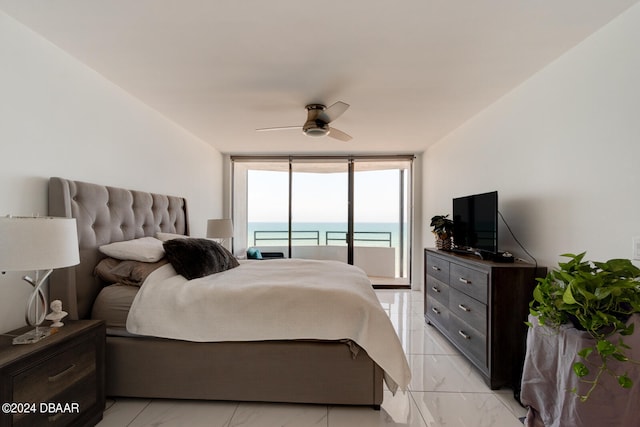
<box><xmin>0</xmin><ymin>216</ymin><xmax>80</xmax><ymax>271</ymax></box>
<box><xmin>206</xmin><ymin>219</ymin><xmax>234</xmax><ymax>239</ymax></box>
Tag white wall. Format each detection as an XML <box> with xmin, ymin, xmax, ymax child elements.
<box><xmin>423</xmin><ymin>3</ymin><xmax>640</xmax><ymax>271</ymax></box>
<box><xmin>0</xmin><ymin>12</ymin><xmax>224</xmax><ymax>332</ymax></box>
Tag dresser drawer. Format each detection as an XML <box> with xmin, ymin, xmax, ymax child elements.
<box><xmin>449</xmin><ymin>263</ymin><xmax>488</xmax><ymax>303</ymax></box>
<box><xmin>13</xmin><ymin>336</ymin><xmax>96</xmax><ymax>405</ymax></box>
<box><xmin>426</xmin><ymin>276</ymin><xmax>449</xmax><ymax>307</ymax></box>
<box><xmin>426</xmin><ymin>254</ymin><xmax>450</xmax><ymax>284</ymax></box>
<box><xmin>449</xmin><ymin>288</ymin><xmax>487</xmax><ymax>335</ymax></box>
<box><xmin>426</xmin><ymin>298</ymin><xmax>449</xmax><ymax>330</ymax></box>
<box><xmin>449</xmin><ymin>314</ymin><xmax>487</xmax><ymax>368</ymax></box>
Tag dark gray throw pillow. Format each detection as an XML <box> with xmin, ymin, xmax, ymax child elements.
<box><xmin>163</xmin><ymin>238</ymin><xmax>239</xmax><ymax>280</ymax></box>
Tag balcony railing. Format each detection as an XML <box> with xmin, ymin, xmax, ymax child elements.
<box><xmin>253</xmin><ymin>230</ymin><xmax>392</xmax><ymax>247</ymax></box>
<box><xmin>325</xmin><ymin>231</ymin><xmax>392</xmax><ymax>247</ymax></box>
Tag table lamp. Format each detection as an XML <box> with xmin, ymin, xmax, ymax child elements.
<box><xmin>0</xmin><ymin>216</ymin><xmax>79</xmax><ymax>344</ymax></box>
<box><xmin>206</xmin><ymin>219</ymin><xmax>233</xmax><ymax>246</ymax></box>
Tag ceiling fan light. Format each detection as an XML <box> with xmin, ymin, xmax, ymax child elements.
<box><xmin>304</xmin><ymin>127</ymin><xmax>329</xmax><ymax>137</ymax></box>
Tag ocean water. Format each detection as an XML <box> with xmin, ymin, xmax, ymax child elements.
<box><xmin>247</xmin><ymin>222</ymin><xmax>407</xmax><ymax>248</ymax></box>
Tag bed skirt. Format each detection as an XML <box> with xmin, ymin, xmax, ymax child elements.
<box><xmin>106</xmin><ymin>335</ymin><xmax>384</xmax><ymax>407</ymax></box>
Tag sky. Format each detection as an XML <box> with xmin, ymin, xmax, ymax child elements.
<box><xmin>247</xmin><ymin>169</ymin><xmax>406</xmax><ymax>223</ymax></box>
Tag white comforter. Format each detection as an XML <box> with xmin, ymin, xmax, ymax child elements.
<box><xmin>126</xmin><ymin>258</ymin><xmax>411</xmax><ymax>391</ymax></box>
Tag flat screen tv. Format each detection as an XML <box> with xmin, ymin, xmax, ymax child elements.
<box><xmin>452</xmin><ymin>191</ymin><xmax>498</xmax><ymax>254</ymax></box>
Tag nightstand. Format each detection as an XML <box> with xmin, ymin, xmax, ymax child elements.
<box><xmin>0</xmin><ymin>320</ymin><xmax>105</xmax><ymax>427</ymax></box>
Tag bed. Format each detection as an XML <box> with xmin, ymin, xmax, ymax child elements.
<box><xmin>47</xmin><ymin>177</ymin><xmax>410</xmax><ymax>408</ymax></box>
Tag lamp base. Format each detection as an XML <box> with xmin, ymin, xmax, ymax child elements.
<box><xmin>12</xmin><ymin>326</ymin><xmax>51</xmax><ymax>345</ymax></box>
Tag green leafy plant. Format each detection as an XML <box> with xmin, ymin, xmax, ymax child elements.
<box><xmin>430</xmin><ymin>215</ymin><xmax>454</xmax><ymax>239</ymax></box>
<box><xmin>529</xmin><ymin>252</ymin><xmax>640</xmax><ymax>401</ymax></box>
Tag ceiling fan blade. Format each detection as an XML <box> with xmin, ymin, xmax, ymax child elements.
<box><xmin>256</xmin><ymin>126</ymin><xmax>301</xmax><ymax>132</ymax></box>
<box><xmin>318</xmin><ymin>101</ymin><xmax>350</xmax><ymax>123</ymax></box>
<box><xmin>327</xmin><ymin>127</ymin><xmax>352</xmax><ymax>142</ymax></box>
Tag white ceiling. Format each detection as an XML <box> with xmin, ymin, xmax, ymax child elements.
<box><xmin>1</xmin><ymin>0</ymin><xmax>638</xmax><ymax>155</ymax></box>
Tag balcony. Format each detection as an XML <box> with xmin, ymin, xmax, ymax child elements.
<box><xmin>248</xmin><ymin>228</ymin><xmax>408</xmax><ymax>287</ymax></box>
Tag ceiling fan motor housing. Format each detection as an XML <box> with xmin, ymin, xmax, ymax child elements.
<box><xmin>303</xmin><ymin>104</ymin><xmax>330</xmax><ymax>137</ymax></box>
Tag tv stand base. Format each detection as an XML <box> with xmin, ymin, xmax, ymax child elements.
<box><xmin>445</xmin><ymin>248</ymin><xmax>515</xmax><ymax>263</ymax></box>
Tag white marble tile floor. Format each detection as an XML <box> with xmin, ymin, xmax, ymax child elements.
<box><xmin>97</xmin><ymin>290</ymin><xmax>527</xmax><ymax>427</ymax></box>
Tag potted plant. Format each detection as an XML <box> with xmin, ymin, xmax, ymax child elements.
<box><xmin>528</xmin><ymin>252</ymin><xmax>640</xmax><ymax>401</ymax></box>
<box><xmin>430</xmin><ymin>215</ymin><xmax>454</xmax><ymax>250</ymax></box>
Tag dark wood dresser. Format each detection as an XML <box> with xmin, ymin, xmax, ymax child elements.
<box><xmin>0</xmin><ymin>320</ymin><xmax>105</xmax><ymax>427</ymax></box>
<box><xmin>424</xmin><ymin>248</ymin><xmax>545</xmax><ymax>389</ymax></box>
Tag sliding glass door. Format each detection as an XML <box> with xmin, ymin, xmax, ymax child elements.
<box><xmin>291</xmin><ymin>159</ymin><xmax>349</xmax><ymax>262</ymax></box>
<box><xmin>353</xmin><ymin>160</ymin><xmax>410</xmax><ymax>284</ymax></box>
<box><xmin>232</xmin><ymin>156</ymin><xmax>413</xmax><ymax>286</ymax></box>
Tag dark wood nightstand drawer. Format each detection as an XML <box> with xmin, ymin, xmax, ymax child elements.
<box><xmin>13</xmin><ymin>337</ymin><xmax>96</xmax><ymax>404</ymax></box>
<box><xmin>449</xmin><ymin>263</ymin><xmax>488</xmax><ymax>304</ymax></box>
<box><xmin>12</xmin><ymin>381</ymin><xmax>98</xmax><ymax>427</ymax></box>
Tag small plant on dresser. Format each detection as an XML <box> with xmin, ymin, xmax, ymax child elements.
<box><xmin>430</xmin><ymin>215</ymin><xmax>454</xmax><ymax>250</ymax></box>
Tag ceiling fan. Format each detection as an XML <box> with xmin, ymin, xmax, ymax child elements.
<box><xmin>256</xmin><ymin>101</ymin><xmax>352</xmax><ymax>142</ymax></box>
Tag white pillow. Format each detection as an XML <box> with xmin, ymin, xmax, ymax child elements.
<box><xmin>155</xmin><ymin>232</ymin><xmax>189</xmax><ymax>242</ymax></box>
<box><xmin>99</xmin><ymin>237</ymin><xmax>165</xmax><ymax>262</ymax></box>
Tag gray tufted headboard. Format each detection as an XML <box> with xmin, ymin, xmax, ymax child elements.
<box><xmin>48</xmin><ymin>177</ymin><xmax>189</xmax><ymax>320</ymax></box>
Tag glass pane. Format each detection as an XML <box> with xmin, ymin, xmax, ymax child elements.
<box><xmin>291</xmin><ymin>160</ymin><xmax>348</xmax><ymax>262</ymax></box>
<box><xmin>247</xmin><ymin>169</ymin><xmax>289</xmax><ymax>257</ymax></box>
<box><xmin>354</xmin><ymin>160</ymin><xmax>411</xmax><ymax>284</ymax></box>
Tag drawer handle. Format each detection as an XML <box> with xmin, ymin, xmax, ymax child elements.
<box><xmin>458</xmin><ymin>330</ymin><xmax>471</xmax><ymax>340</ymax></box>
<box><xmin>458</xmin><ymin>304</ymin><xmax>470</xmax><ymax>312</ymax></box>
<box><xmin>431</xmin><ymin>307</ymin><xmax>440</xmax><ymax>315</ymax></box>
<box><xmin>431</xmin><ymin>266</ymin><xmax>441</xmax><ymax>271</ymax></box>
<box><xmin>48</xmin><ymin>363</ymin><xmax>76</xmax><ymax>382</ymax></box>
<box><xmin>431</xmin><ymin>286</ymin><xmax>441</xmax><ymax>293</ymax></box>
<box><xmin>459</xmin><ymin>277</ymin><xmax>471</xmax><ymax>284</ymax></box>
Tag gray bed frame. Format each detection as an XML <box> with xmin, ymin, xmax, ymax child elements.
<box><xmin>48</xmin><ymin>177</ymin><xmax>383</xmax><ymax>408</ymax></box>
